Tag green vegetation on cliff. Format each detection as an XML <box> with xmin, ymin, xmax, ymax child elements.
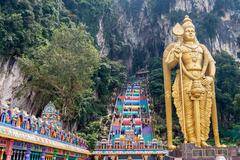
<box><xmin>19</xmin><ymin>25</ymin><xmax>100</xmax><ymax>123</ymax></box>
<box><xmin>214</xmin><ymin>52</ymin><xmax>240</xmax><ymax>145</ymax></box>
<box><xmin>0</xmin><ymin>0</ymin><xmax>70</xmax><ymax>56</ymax></box>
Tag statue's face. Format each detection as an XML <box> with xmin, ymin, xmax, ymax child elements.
<box><xmin>183</xmin><ymin>27</ymin><xmax>196</xmax><ymax>42</ymax></box>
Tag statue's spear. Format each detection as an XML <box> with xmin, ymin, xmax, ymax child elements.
<box><xmin>172</xmin><ymin>23</ymin><xmax>187</xmax><ymax>143</ymax></box>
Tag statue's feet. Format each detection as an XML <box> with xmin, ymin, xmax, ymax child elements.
<box><xmin>194</xmin><ymin>143</ymin><xmax>201</xmax><ymax>148</ymax></box>
<box><xmin>216</xmin><ymin>143</ymin><xmax>227</xmax><ymax>148</ymax></box>
<box><xmin>189</xmin><ymin>138</ymin><xmax>196</xmax><ymax>144</ymax></box>
<box><xmin>168</xmin><ymin>144</ymin><xmax>177</xmax><ymax>150</ymax></box>
<box><xmin>201</xmin><ymin>141</ymin><xmax>211</xmax><ymax>147</ymax></box>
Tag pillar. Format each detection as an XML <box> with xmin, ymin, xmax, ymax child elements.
<box><xmin>41</xmin><ymin>147</ymin><xmax>46</xmax><ymax>160</ymax></box>
<box><xmin>0</xmin><ymin>148</ymin><xmax>5</xmax><ymax>160</ymax></box>
<box><xmin>47</xmin><ymin>155</ymin><xmax>52</xmax><ymax>160</ymax></box>
<box><xmin>16</xmin><ymin>150</ymin><xmax>20</xmax><ymax>160</ymax></box>
<box><xmin>30</xmin><ymin>152</ymin><xmax>33</xmax><ymax>160</ymax></box>
<box><xmin>5</xmin><ymin>139</ymin><xmax>14</xmax><ymax>160</ymax></box>
<box><xmin>19</xmin><ymin>150</ymin><xmax>24</xmax><ymax>160</ymax></box>
<box><xmin>25</xmin><ymin>144</ymin><xmax>31</xmax><ymax>160</ymax></box>
<box><xmin>94</xmin><ymin>155</ymin><xmax>99</xmax><ymax>160</ymax></box>
<box><xmin>38</xmin><ymin>152</ymin><xmax>42</xmax><ymax>160</ymax></box>
<box><xmin>36</xmin><ymin>152</ymin><xmax>40</xmax><ymax>160</ymax></box>
<box><xmin>34</xmin><ymin>152</ymin><xmax>37</xmax><ymax>160</ymax></box>
<box><xmin>64</xmin><ymin>153</ymin><xmax>69</xmax><ymax>160</ymax></box>
<box><xmin>110</xmin><ymin>155</ymin><xmax>115</xmax><ymax>160</ymax></box>
<box><xmin>142</xmin><ymin>155</ymin><xmax>148</xmax><ymax>160</ymax></box>
<box><xmin>18</xmin><ymin>150</ymin><xmax>24</xmax><ymax>160</ymax></box>
<box><xmin>53</xmin><ymin>149</ymin><xmax>58</xmax><ymax>160</ymax></box>
<box><xmin>157</xmin><ymin>155</ymin><xmax>164</xmax><ymax>160</ymax></box>
<box><xmin>34</xmin><ymin>152</ymin><xmax>38</xmax><ymax>160</ymax></box>
<box><xmin>12</xmin><ymin>150</ymin><xmax>17</xmax><ymax>160</ymax></box>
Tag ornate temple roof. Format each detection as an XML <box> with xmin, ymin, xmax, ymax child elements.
<box><xmin>0</xmin><ymin>99</ymin><xmax>88</xmax><ymax>154</ymax></box>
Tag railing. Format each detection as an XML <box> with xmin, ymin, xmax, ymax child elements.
<box><xmin>95</xmin><ymin>141</ymin><xmax>164</xmax><ymax>150</ymax></box>
<box><xmin>108</xmin><ymin>94</ymin><xmax>121</xmax><ymax>141</ymax></box>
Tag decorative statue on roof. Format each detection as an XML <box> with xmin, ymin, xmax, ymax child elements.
<box><xmin>42</xmin><ymin>101</ymin><xmax>57</xmax><ymax>120</ymax></box>
<box><xmin>41</xmin><ymin>101</ymin><xmax>63</xmax><ymax>130</ymax></box>
<box><xmin>163</xmin><ymin>15</ymin><xmax>226</xmax><ymax>149</ymax></box>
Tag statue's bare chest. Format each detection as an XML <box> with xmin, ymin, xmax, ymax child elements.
<box><xmin>181</xmin><ymin>45</ymin><xmax>204</xmax><ymax>70</ymax></box>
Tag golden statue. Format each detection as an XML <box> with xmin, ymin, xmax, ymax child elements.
<box><xmin>163</xmin><ymin>15</ymin><xmax>226</xmax><ymax>149</ymax></box>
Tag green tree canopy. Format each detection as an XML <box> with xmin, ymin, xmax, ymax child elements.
<box><xmin>214</xmin><ymin>52</ymin><xmax>240</xmax><ymax>128</ymax></box>
<box><xmin>19</xmin><ymin>25</ymin><xmax>100</xmax><ymax>121</ymax></box>
<box><xmin>0</xmin><ymin>0</ymin><xmax>73</xmax><ymax>56</ymax></box>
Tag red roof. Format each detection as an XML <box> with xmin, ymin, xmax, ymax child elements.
<box><xmin>118</xmin><ymin>96</ymin><xmax>147</xmax><ymax>100</ymax></box>
<box><xmin>122</xmin><ymin>118</ymin><xmax>131</xmax><ymax>125</ymax></box>
<box><xmin>134</xmin><ymin>118</ymin><xmax>142</xmax><ymax>125</ymax></box>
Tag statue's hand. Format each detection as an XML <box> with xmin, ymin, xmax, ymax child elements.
<box><xmin>168</xmin><ymin>144</ymin><xmax>177</xmax><ymax>150</ymax></box>
<box><xmin>202</xmin><ymin>76</ymin><xmax>213</xmax><ymax>86</ymax></box>
<box><xmin>173</xmin><ymin>46</ymin><xmax>182</xmax><ymax>58</ymax></box>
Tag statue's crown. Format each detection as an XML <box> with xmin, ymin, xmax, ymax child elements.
<box><xmin>182</xmin><ymin>15</ymin><xmax>195</xmax><ymax>29</ymax></box>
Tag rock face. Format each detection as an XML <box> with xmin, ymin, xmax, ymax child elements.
<box><xmin>98</xmin><ymin>0</ymin><xmax>240</xmax><ymax>71</ymax></box>
<box><xmin>97</xmin><ymin>17</ymin><xmax>109</xmax><ymax>56</ymax></box>
<box><xmin>0</xmin><ymin>58</ymin><xmax>23</xmax><ymax>100</ymax></box>
<box><xmin>171</xmin><ymin>0</ymin><xmax>216</xmax><ymax>13</ymax></box>
<box><xmin>0</xmin><ymin>58</ymin><xmax>38</xmax><ymax>115</ymax></box>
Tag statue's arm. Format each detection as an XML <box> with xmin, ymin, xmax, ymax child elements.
<box><xmin>202</xmin><ymin>45</ymin><xmax>216</xmax><ymax>77</ymax></box>
<box><xmin>208</xmin><ymin>60</ymin><xmax>216</xmax><ymax>78</ymax></box>
<box><xmin>165</xmin><ymin>45</ymin><xmax>179</xmax><ymax>70</ymax></box>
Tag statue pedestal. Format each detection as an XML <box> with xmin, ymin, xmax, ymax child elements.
<box><xmin>168</xmin><ymin>143</ymin><xmax>240</xmax><ymax>160</ymax></box>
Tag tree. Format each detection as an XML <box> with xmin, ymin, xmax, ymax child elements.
<box><xmin>214</xmin><ymin>52</ymin><xmax>240</xmax><ymax>145</ymax></box>
<box><xmin>19</xmin><ymin>25</ymin><xmax>100</xmax><ymax>122</ymax></box>
<box><xmin>0</xmin><ymin>0</ymin><xmax>72</xmax><ymax>57</ymax></box>
<box><xmin>78</xmin><ymin>121</ymin><xmax>103</xmax><ymax>151</ymax></box>
<box><xmin>93</xmin><ymin>57</ymin><xmax>127</xmax><ymax>101</ymax></box>
<box><xmin>148</xmin><ymin>57</ymin><xmax>164</xmax><ymax>109</ymax></box>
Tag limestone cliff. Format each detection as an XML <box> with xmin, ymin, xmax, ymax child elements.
<box><xmin>0</xmin><ymin>58</ymin><xmax>43</xmax><ymax>115</ymax></box>
<box><xmin>0</xmin><ymin>58</ymin><xmax>23</xmax><ymax>100</ymax></box>
<box><xmin>97</xmin><ymin>0</ymin><xmax>240</xmax><ymax>71</ymax></box>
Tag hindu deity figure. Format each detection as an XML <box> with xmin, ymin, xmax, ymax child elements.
<box><xmin>40</xmin><ymin>126</ymin><xmax>45</xmax><ymax>135</ymax></box>
<box><xmin>5</xmin><ymin>114</ymin><xmax>11</xmax><ymax>124</ymax></box>
<box><xmin>163</xmin><ymin>15</ymin><xmax>226</xmax><ymax>149</ymax></box>
<box><xmin>26</xmin><ymin>120</ymin><xmax>30</xmax><ymax>130</ymax></box>
<box><xmin>16</xmin><ymin>116</ymin><xmax>22</xmax><ymax>128</ymax></box>
<box><xmin>33</xmin><ymin>123</ymin><xmax>38</xmax><ymax>133</ymax></box>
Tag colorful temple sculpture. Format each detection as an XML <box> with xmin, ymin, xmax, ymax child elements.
<box><xmin>93</xmin><ymin>80</ymin><xmax>168</xmax><ymax>160</ymax></box>
<box><xmin>0</xmin><ymin>100</ymin><xmax>90</xmax><ymax>160</ymax></box>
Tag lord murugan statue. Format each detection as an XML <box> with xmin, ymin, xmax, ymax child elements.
<box><xmin>163</xmin><ymin>15</ymin><xmax>226</xmax><ymax>149</ymax></box>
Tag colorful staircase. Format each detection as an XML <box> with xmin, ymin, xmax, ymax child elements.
<box><xmin>94</xmin><ymin>80</ymin><xmax>168</xmax><ymax>159</ymax></box>
<box><xmin>109</xmin><ymin>82</ymin><xmax>153</xmax><ymax>144</ymax></box>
